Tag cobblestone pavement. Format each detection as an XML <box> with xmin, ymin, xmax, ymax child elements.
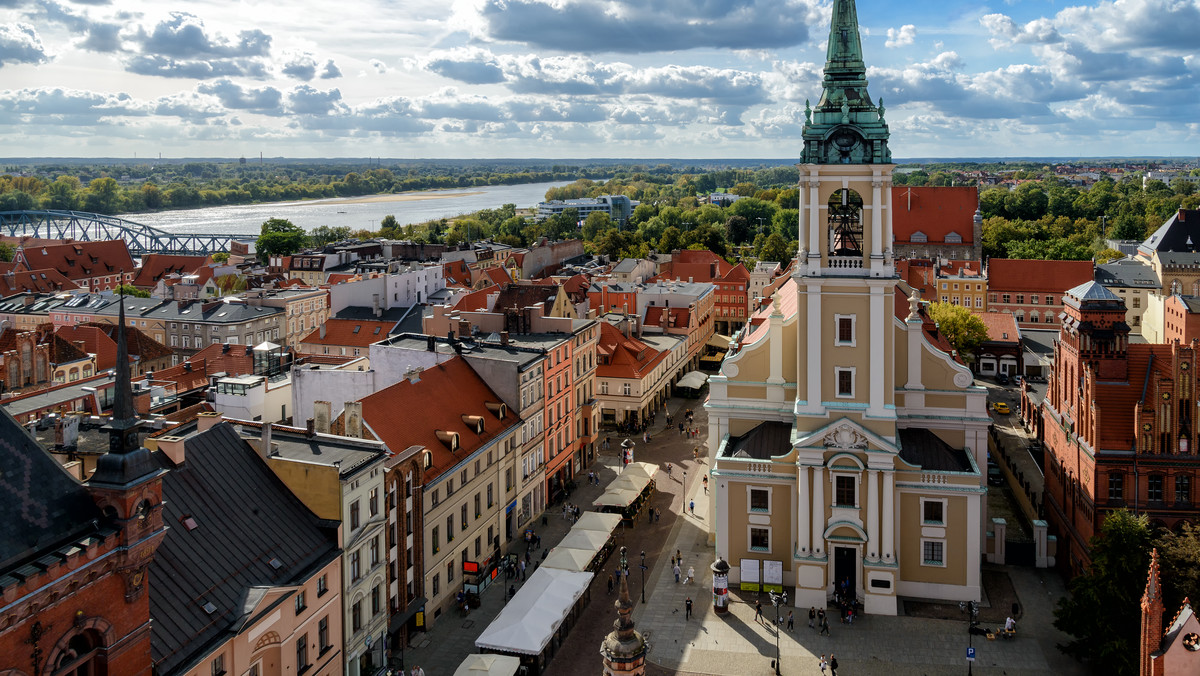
<box><xmin>402</xmin><ymin>394</ymin><xmax>1091</xmax><ymax>676</ymax></box>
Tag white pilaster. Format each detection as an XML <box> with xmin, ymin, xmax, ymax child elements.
<box><xmin>797</xmin><ymin>174</ymin><xmax>806</xmax><ymax>254</ymax></box>
<box><xmin>905</xmin><ymin>318</ymin><xmax>924</xmax><ymax>390</ymax></box>
<box><xmin>869</xmin><ymin>286</ymin><xmax>885</xmax><ymax>416</ymax></box>
<box><xmin>811</xmin><ymin>466</ymin><xmax>825</xmax><ymax>558</ymax></box>
<box><xmin>803</xmin><ymin>284</ymin><xmax>822</xmax><ymax>413</ymax></box>
<box><xmin>871</xmin><ymin>177</ymin><xmax>882</xmax><ymax>258</ymax></box>
<box><xmin>866</xmin><ymin>469</ymin><xmax>879</xmax><ymax>560</ymax></box>
<box><xmin>797</xmin><ymin>465</ymin><xmax>810</xmax><ymax>555</ymax></box>
<box><xmin>768</xmin><ymin>303</ymin><xmax>784</xmax><ymax>395</ymax></box>
<box><xmin>882</xmin><ymin>471</ymin><xmax>895</xmax><ymax>562</ymax></box>
<box><xmin>807</xmin><ymin>175</ymin><xmax>821</xmax><ymax>266</ymax></box>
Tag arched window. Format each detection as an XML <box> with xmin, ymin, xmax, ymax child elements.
<box><xmin>53</xmin><ymin>629</ymin><xmax>107</xmax><ymax>676</ymax></box>
<box><xmin>827</xmin><ymin>189</ymin><xmax>864</xmax><ymax>256</ymax></box>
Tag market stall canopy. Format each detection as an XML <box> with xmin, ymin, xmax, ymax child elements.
<box><xmin>706</xmin><ymin>333</ymin><xmax>734</xmax><ymax>349</ymax></box>
<box><xmin>542</xmin><ymin>546</ymin><xmax>595</xmax><ymax>573</ymax></box>
<box><xmin>556</xmin><ymin>529</ymin><xmax>612</xmax><ymax>554</ymax></box>
<box><xmin>454</xmin><ymin>654</ymin><xmax>521</xmax><ymax>676</ymax></box>
<box><xmin>475</xmin><ymin>567</ymin><xmax>593</xmax><ymax>656</ymax></box>
<box><xmin>676</xmin><ymin>370</ymin><xmax>709</xmax><ymax>390</ymax></box>
<box><xmin>594</xmin><ymin>487</ymin><xmax>641</xmax><ymax>507</ymax></box>
<box><xmin>623</xmin><ymin>461</ymin><xmax>660</xmax><ymax>481</ymax></box>
<box><xmin>573</xmin><ymin>512</ymin><xmax>622</xmax><ymax>534</ymax></box>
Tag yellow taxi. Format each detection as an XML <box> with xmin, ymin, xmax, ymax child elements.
<box><xmin>992</xmin><ymin>402</ymin><xmax>1011</xmax><ymax>415</ymax></box>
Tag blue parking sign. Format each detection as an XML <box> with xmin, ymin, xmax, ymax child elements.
<box><xmin>967</xmin><ymin>647</ymin><xmax>976</xmax><ymax>662</ymax></box>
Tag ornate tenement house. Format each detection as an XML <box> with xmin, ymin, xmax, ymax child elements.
<box><xmin>1042</xmin><ymin>281</ymin><xmax>1200</xmax><ymax>574</ymax></box>
<box><xmin>706</xmin><ymin>0</ymin><xmax>990</xmax><ymax>615</ymax></box>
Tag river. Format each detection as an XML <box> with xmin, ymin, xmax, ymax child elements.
<box><xmin>124</xmin><ymin>180</ymin><xmax>574</xmax><ymax>236</ymax></box>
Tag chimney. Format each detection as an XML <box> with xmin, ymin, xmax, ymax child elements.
<box><xmin>306</xmin><ymin>418</ymin><xmax>315</xmax><ymax>437</ymax></box>
<box><xmin>344</xmin><ymin>401</ymin><xmax>363</xmax><ymax>438</ymax></box>
<box><xmin>427</xmin><ymin>335</ymin><xmax>436</xmax><ymax>352</ymax></box>
<box><xmin>73</xmin><ymin>340</ymin><xmax>86</xmax><ymax>352</ymax></box>
<box><xmin>314</xmin><ymin>400</ymin><xmax>331</xmax><ymax>434</ymax></box>
<box><xmin>319</xmin><ymin>323</ymin><xmax>326</xmax><ymax>339</ymax></box>
<box><xmin>258</xmin><ymin>422</ymin><xmax>273</xmax><ymax>459</ymax></box>
<box><xmin>458</xmin><ymin>319</ymin><xmax>472</xmax><ymax>338</ymax></box>
<box><xmin>500</xmin><ymin>331</ymin><xmax>509</xmax><ymax>346</ymax></box>
<box><xmin>157</xmin><ymin>435</ymin><xmax>187</xmax><ymax>466</ymax></box>
<box><xmin>373</xmin><ymin>293</ymin><xmax>382</xmax><ymax>318</ymax></box>
<box><xmin>197</xmin><ymin>411</ymin><xmax>223</xmax><ymax>432</ymax></box>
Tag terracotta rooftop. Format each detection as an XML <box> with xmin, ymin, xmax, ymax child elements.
<box><xmin>360</xmin><ymin>357</ymin><xmax>516</xmax><ymax>482</ymax></box>
<box><xmin>300</xmin><ymin>318</ymin><xmax>395</xmax><ymax>348</ymax></box>
<box><xmin>891</xmin><ymin>186</ymin><xmax>979</xmax><ymax>244</ymax></box>
<box><xmin>0</xmin><ymin>268</ymin><xmax>79</xmax><ymax>295</ymax></box>
<box><xmin>978</xmin><ymin>312</ymin><xmax>1021</xmax><ymax>345</ymax></box>
<box><xmin>596</xmin><ymin>322</ymin><xmax>669</xmax><ymax>379</ymax></box>
<box><xmin>987</xmin><ymin>259</ymin><xmax>1094</xmax><ymax>295</ymax></box>
<box><xmin>644</xmin><ymin>305</ymin><xmax>691</xmax><ymax>330</ymax></box>
<box><xmin>131</xmin><ymin>254</ymin><xmax>211</xmax><ymax>288</ymax></box>
<box><xmin>13</xmin><ymin>239</ymin><xmax>135</xmax><ymax>281</ymax></box>
<box><xmin>443</xmin><ymin>260</ymin><xmax>472</xmax><ymax>287</ymax></box>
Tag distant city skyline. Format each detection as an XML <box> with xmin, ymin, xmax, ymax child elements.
<box><xmin>0</xmin><ymin>0</ymin><xmax>1196</xmax><ymax>159</ymax></box>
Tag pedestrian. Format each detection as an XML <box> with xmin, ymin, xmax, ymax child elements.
<box><xmin>509</xmin><ymin>584</ymin><xmax>516</xmax><ymax>600</ymax></box>
<box><xmin>754</xmin><ymin>600</ymin><xmax>763</xmax><ymax>622</ymax></box>
<box><xmin>846</xmin><ymin>607</ymin><xmax>854</xmax><ymax>625</ymax></box>
<box><xmin>607</xmin><ymin>574</ymin><xmax>614</xmax><ymax>594</ymax></box>
<box><xmin>673</xmin><ymin>563</ymin><xmax>681</xmax><ymax>583</ymax></box>
<box><xmin>683</xmin><ymin>470</ymin><xmax>687</xmax><ymax>484</ymax></box>
<box><xmin>830</xmin><ymin>653</ymin><xmax>839</xmax><ymax>676</ymax></box>
<box><xmin>693</xmin><ymin>447</ymin><xmax>699</xmax><ymax>462</ymax></box>
<box><xmin>787</xmin><ymin>610</ymin><xmax>794</xmax><ymax>631</ymax></box>
<box><xmin>655</xmin><ymin>507</ymin><xmax>661</xmax><ymax>522</ymax></box>
<box><xmin>676</xmin><ymin>549</ymin><xmax>681</xmax><ymax>564</ymax></box>
<box><xmin>702</xmin><ymin>475</ymin><xmax>708</xmax><ymax>494</ymax></box>
<box><xmin>809</xmin><ymin>606</ymin><xmax>816</xmax><ymax>628</ymax></box>
<box><xmin>687</xmin><ymin>566</ymin><xmax>695</xmax><ymax>584</ymax></box>
<box><xmin>685</xmin><ymin>596</ymin><xmax>693</xmax><ymax>620</ymax></box>
<box><xmin>679</xmin><ymin>422</ymin><xmax>685</xmax><ymax>435</ymax></box>
<box><xmin>689</xmin><ymin>499</ymin><xmax>695</xmax><ymax>515</ymax></box>
<box><xmin>820</xmin><ymin>613</ymin><xmax>831</xmax><ymax>636</ymax></box>
<box><xmin>519</xmin><ymin>559</ymin><xmax>526</xmax><ymax>580</ymax></box>
<box><xmin>667</xmin><ymin>463</ymin><xmax>673</xmax><ymax>477</ymax></box>
<box><xmin>818</xmin><ymin>655</ymin><xmax>827</xmax><ymax>674</ymax></box>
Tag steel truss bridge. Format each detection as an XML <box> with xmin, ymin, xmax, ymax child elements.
<box><xmin>0</xmin><ymin>210</ymin><xmax>257</xmax><ymax>255</ymax></box>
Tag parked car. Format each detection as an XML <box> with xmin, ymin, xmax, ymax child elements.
<box><xmin>993</xmin><ymin>402</ymin><xmax>1011</xmax><ymax>414</ymax></box>
<box><xmin>988</xmin><ymin>465</ymin><xmax>1004</xmax><ymax>486</ymax></box>
<box><xmin>1013</xmin><ymin>374</ymin><xmax>1023</xmax><ymax>386</ymax></box>
<box><xmin>997</xmin><ymin>373</ymin><xmax>1009</xmax><ymax>385</ymax></box>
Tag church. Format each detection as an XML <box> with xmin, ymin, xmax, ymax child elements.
<box><xmin>705</xmin><ymin>0</ymin><xmax>991</xmax><ymax>614</ymax></box>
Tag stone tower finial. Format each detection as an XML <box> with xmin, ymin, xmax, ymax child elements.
<box><xmin>600</xmin><ymin>546</ymin><xmax>647</xmax><ymax>675</ymax></box>
<box><xmin>906</xmin><ymin>288</ymin><xmax>922</xmax><ymax>322</ymax></box>
<box><xmin>1141</xmin><ymin>548</ymin><xmax>1165</xmax><ymax>676</ymax></box>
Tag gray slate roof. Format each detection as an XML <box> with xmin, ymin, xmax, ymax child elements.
<box><xmin>897</xmin><ymin>428</ymin><xmax>973</xmax><ymax>473</ymax></box>
<box><xmin>1066</xmin><ymin>280</ymin><xmax>1121</xmax><ymax>302</ymax></box>
<box><xmin>1138</xmin><ymin>209</ymin><xmax>1200</xmax><ymax>256</ymax></box>
<box><xmin>0</xmin><ymin>405</ymin><xmax>102</xmax><ymax>575</ymax></box>
<box><xmin>150</xmin><ymin>422</ymin><xmax>338</xmax><ymax>675</ymax></box>
<box><xmin>722</xmin><ymin>421</ymin><xmax>793</xmax><ymax>460</ymax></box>
<box><xmin>1095</xmin><ymin>258</ymin><xmax>1159</xmax><ymax>288</ymax></box>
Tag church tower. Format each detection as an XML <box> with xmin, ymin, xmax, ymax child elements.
<box><xmin>795</xmin><ymin>0</ymin><xmax>896</xmax><ymax>425</ymax></box>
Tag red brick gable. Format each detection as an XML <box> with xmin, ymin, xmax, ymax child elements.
<box><xmin>14</xmin><ymin>240</ymin><xmax>136</xmax><ymax>288</ymax></box>
<box><xmin>0</xmin><ymin>268</ymin><xmax>79</xmax><ymax>294</ymax></box>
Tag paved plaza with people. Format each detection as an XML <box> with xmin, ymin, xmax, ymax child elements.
<box><xmin>403</xmin><ymin>395</ymin><xmax>1089</xmax><ymax>676</ymax></box>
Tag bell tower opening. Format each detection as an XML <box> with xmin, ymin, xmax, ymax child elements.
<box><xmin>829</xmin><ymin>189</ymin><xmax>864</xmax><ymax>257</ymax></box>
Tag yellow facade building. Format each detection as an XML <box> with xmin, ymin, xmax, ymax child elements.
<box><xmin>705</xmin><ymin>0</ymin><xmax>991</xmax><ymax>616</ymax></box>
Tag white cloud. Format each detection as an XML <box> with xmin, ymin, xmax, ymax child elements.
<box><xmin>0</xmin><ymin>22</ymin><xmax>49</xmax><ymax>67</ymax></box>
<box><xmin>885</xmin><ymin>24</ymin><xmax>915</xmax><ymax>49</ymax></box>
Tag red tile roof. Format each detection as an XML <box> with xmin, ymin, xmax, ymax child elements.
<box><xmin>55</xmin><ymin>325</ymin><xmax>118</xmax><ymax>370</ymax></box>
<box><xmin>892</xmin><ymin>285</ymin><xmax>964</xmax><ymax>364</ymax></box>
<box><xmin>190</xmin><ymin>342</ymin><xmax>256</xmax><ymax>376</ymax></box>
<box><xmin>359</xmin><ymin>357</ymin><xmax>514</xmax><ymax>481</ymax></box>
<box><xmin>896</xmin><ymin>260</ymin><xmax>937</xmax><ymax>299</ymax></box>
<box><xmin>443</xmin><ymin>260</ymin><xmax>471</xmax><ymax>287</ymax></box>
<box><xmin>149</xmin><ymin>358</ymin><xmax>210</xmax><ymax>393</ymax></box>
<box><xmin>480</xmin><ymin>266</ymin><xmax>513</xmax><ymax>287</ymax></box>
<box><xmin>0</xmin><ymin>268</ymin><xmax>79</xmax><ymax>294</ymax></box>
<box><xmin>644</xmin><ymin>306</ymin><xmax>691</xmax><ymax>330</ymax></box>
<box><xmin>891</xmin><ymin>186</ymin><xmax>978</xmax><ymax>244</ymax></box>
<box><xmin>669</xmin><ymin>249</ymin><xmax>733</xmax><ymax>283</ymax></box>
<box><xmin>722</xmin><ymin>262</ymin><xmax>750</xmax><ymax>282</ymax></box>
<box><xmin>131</xmin><ymin>254</ymin><xmax>211</xmax><ymax>288</ymax></box>
<box><xmin>977</xmin><ymin>312</ymin><xmax>1020</xmax><ymax>345</ymax></box>
<box><xmin>13</xmin><ymin>239</ymin><xmax>136</xmax><ymax>282</ymax></box>
<box><xmin>299</xmin><ymin>318</ymin><xmax>394</xmax><ymax>348</ymax></box>
<box><xmin>596</xmin><ymin>322</ymin><xmax>669</xmax><ymax>379</ymax></box>
<box><xmin>987</xmin><ymin>259</ymin><xmax>1094</xmax><ymax>295</ymax></box>
<box><xmin>453</xmin><ymin>286</ymin><xmax>497</xmax><ymax>312</ymax></box>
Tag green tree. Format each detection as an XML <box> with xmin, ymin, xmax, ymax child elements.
<box><xmin>211</xmin><ymin>252</ymin><xmax>230</xmax><ymax>263</ymax></box>
<box><xmin>380</xmin><ymin>215</ymin><xmax>399</xmax><ymax>233</ymax></box>
<box><xmin>83</xmin><ymin>177</ymin><xmax>121</xmax><ymax>214</ymax></box>
<box><xmin>0</xmin><ymin>242</ymin><xmax>14</xmax><ymax>262</ymax></box>
<box><xmin>256</xmin><ymin>218</ymin><xmax>308</xmax><ymax>257</ymax></box>
<box><xmin>658</xmin><ymin>226</ymin><xmax>683</xmax><ymax>253</ymax></box>
<box><xmin>582</xmin><ymin>211</ymin><xmax>612</xmax><ymax>241</ymax></box>
<box><xmin>1054</xmin><ymin>509</ymin><xmax>1151</xmax><ymax>676</ymax></box>
<box><xmin>310</xmin><ymin>225</ymin><xmax>353</xmax><ymax>246</ymax></box>
<box><xmin>758</xmin><ymin>233</ymin><xmax>792</xmax><ymax>264</ymax></box>
<box><xmin>1155</xmin><ymin>522</ymin><xmax>1200</xmax><ymax>615</ymax></box>
<box><xmin>926</xmin><ymin>302</ymin><xmax>988</xmax><ymax>361</ymax></box>
<box><xmin>725</xmin><ymin>216</ymin><xmax>751</xmax><ymax>245</ymax></box>
<box><xmin>1095</xmin><ymin>248</ymin><xmax>1124</xmax><ymax>264</ymax></box>
<box><xmin>593</xmin><ymin>228</ymin><xmax>630</xmax><ymax>259</ymax></box>
<box><xmin>42</xmin><ymin>176</ymin><xmax>82</xmax><ymax>210</ymax></box>
<box><xmin>113</xmin><ymin>283</ymin><xmax>151</xmax><ymax>298</ymax></box>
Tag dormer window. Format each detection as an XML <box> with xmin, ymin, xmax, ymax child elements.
<box><xmin>485</xmin><ymin>401</ymin><xmax>507</xmax><ymax>419</ymax></box>
<box><xmin>461</xmin><ymin>415</ymin><xmax>485</xmax><ymax>434</ymax></box>
<box><xmin>945</xmin><ymin>232</ymin><xmax>962</xmax><ymax>244</ymax></box>
<box><xmin>435</xmin><ymin>430</ymin><xmax>460</xmax><ymax>451</ymax></box>
<box><xmin>910</xmin><ymin>231</ymin><xmax>928</xmax><ymax>243</ymax></box>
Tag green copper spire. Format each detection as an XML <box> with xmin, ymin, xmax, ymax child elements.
<box><xmin>801</xmin><ymin>0</ymin><xmax>891</xmax><ymax>164</ymax></box>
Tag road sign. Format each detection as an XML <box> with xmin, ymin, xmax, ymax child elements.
<box><xmin>967</xmin><ymin>647</ymin><xmax>976</xmax><ymax>662</ymax></box>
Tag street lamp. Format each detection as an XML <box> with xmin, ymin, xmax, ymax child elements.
<box><xmin>639</xmin><ymin>550</ymin><xmax>647</xmax><ymax>603</ymax></box>
<box><xmin>769</xmin><ymin>590</ymin><xmax>788</xmax><ymax>675</ymax></box>
<box><xmin>960</xmin><ymin>600</ymin><xmax>980</xmax><ymax>675</ymax></box>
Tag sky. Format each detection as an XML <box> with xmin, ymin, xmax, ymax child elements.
<box><xmin>0</xmin><ymin>0</ymin><xmax>1197</xmax><ymax>160</ymax></box>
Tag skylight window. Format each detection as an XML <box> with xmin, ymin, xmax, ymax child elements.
<box><xmin>202</xmin><ymin>601</ymin><xmax>217</xmax><ymax>614</ymax></box>
<box><xmin>269</xmin><ymin>557</ymin><xmax>283</xmax><ymax>570</ymax></box>
<box><xmin>181</xmin><ymin>515</ymin><xmax>199</xmax><ymax>531</ymax></box>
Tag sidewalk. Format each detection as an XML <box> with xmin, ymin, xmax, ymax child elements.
<box><xmin>632</xmin><ymin>450</ymin><xmax>1090</xmax><ymax>676</ymax></box>
<box><xmin>401</xmin><ymin>456</ymin><xmax>620</xmax><ymax>675</ymax></box>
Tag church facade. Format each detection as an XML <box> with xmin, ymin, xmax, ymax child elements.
<box><xmin>705</xmin><ymin>0</ymin><xmax>991</xmax><ymax>615</ymax></box>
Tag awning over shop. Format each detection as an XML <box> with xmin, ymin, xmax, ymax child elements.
<box><xmin>676</xmin><ymin>370</ymin><xmax>709</xmax><ymax>390</ymax></box>
<box><xmin>593</xmin><ymin>462</ymin><xmax>659</xmax><ymax>508</ymax></box>
<box><xmin>707</xmin><ymin>333</ymin><xmax>734</xmax><ymax>349</ymax></box>
<box><xmin>454</xmin><ymin>654</ymin><xmax>522</xmax><ymax>676</ymax></box>
<box><xmin>594</xmin><ymin>487</ymin><xmax>641</xmax><ymax>507</ymax></box>
<box><xmin>556</xmin><ymin>529</ymin><xmax>612</xmax><ymax>555</ymax></box>
<box><xmin>388</xmin><ymin>596</ymin><xmax>427</xmax><ymax>634</ymax></box>
<box><xmin>475</xmin><ymin>567</ymin><xmax>593</xmax><ymax>656</ymax></box>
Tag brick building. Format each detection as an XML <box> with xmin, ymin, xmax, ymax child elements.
<box><xmin>13</xmin><ymin>240</ymin><xmax>136</xmax><ymax>292</ymax></box>
<box><xmin>890</xmin><ymin>186</ymin><xmax>982</xmax><ymax>260</ymax></box>
<box><xmin>1041</xmin><ymin>281</ymin><xmax>1200</xmax><ymax>574</ymax></box>
<box><xmin>987</xmin><ymin>259</ymin><xmax>1094</xmax><ymax>329</ymax></box>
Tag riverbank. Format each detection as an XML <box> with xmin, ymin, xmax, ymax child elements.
<box><xmin>327</xmin><ymin>190</ymin><xmax>486</xmax><ymax>206</ymax></box>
